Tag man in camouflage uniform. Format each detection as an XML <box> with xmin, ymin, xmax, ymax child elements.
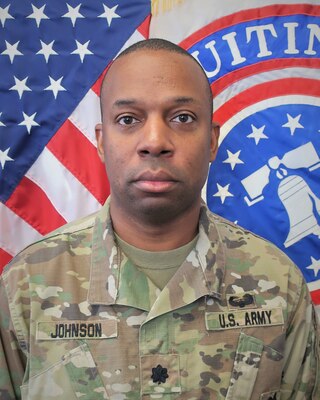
<box><xmin>0</xmin><ymin>39</ymin><xmax>319</xmax><ymax>399</ymax></box>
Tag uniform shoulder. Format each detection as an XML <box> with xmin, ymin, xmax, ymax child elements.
<box><xmin>207</xmin><ymin>208</ymin><xmax>264</xmax><ymax>243</ymax></box>
<box><xmin>3</xmin><ymin>210</ymin><xmax>98</xmax><ymax>275</ymax></box>
<box><xmin>207</xmin><ymin>208</ymin><xmax>303</xmax><ymax>277</ymax></box>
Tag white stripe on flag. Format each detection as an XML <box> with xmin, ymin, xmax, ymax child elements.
<box><xmin>69</xmin><ymin>89</ymin><xmax>101</xmax><ymax>146</ymax></box>
<box><xmin>26</xmin><ymin>147</ymin><xmax>101</xmax><ymax>222</ymax></box>
<box><xmin>0</xmin><ymin>202</ymin><xmax>42</xmax><ymax>257</ymax></box>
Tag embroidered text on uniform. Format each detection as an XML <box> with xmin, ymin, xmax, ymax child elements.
<box><xmin>50</xmin><ymin>323</ymin><xmax>102</xmax><ymax>338</ymax></box>
<box><xmin>206</xmin><ymin>307</ymin><xmax>284</xmax><ymax>330</ymax></box>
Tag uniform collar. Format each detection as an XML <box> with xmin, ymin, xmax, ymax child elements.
<box><xmin>87</xmin><ymin>199</ymin><xmax>226</xmax><ymax>316</ymax></box>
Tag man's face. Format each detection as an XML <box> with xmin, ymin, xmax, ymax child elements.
<box><xmin>96</xmin><ymin>49</ymin><xmax>219</xmax><ymax>224</ymax></box>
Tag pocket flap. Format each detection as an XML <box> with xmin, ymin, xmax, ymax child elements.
<box><xmin>226</xmin><ymin>333</ymin><xmax>264</xmax><ymax>400</ymax></box>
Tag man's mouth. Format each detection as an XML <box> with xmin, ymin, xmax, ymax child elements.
<box><xmin>132</xmin><ymin>170</ymin><xmax>178</xmax><ymax>193</ymax></box>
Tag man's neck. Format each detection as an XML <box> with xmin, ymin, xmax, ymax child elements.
<box><xmin>109</xmin><ymin>201</ymin><xmax>201</xmax><ymax>251</ymax></box>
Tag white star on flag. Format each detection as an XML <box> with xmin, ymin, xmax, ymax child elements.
<box><xmin>1</xmin><ymin>41</ymin><xmax>23</xmax><ymax>63</ymax></box>
<box><xmin>306</xmin><ymin>256</ymin><xmax>320</xmax><ymax>278</ymax></box>
<box><xmin>71</xmin><ymin>40</ymin><xmax>93</xmax><ymax>62</ymax></box>
<box><xmin>0</xmin><ymin>5</ymin><xmax>14</xmax><ymax>27</ymax></box>
<box><xmin>213</xmin><ymin>183</ymin><xmax>234</xmax><ymax>204</ymax></box>
<box><xmin>98</xmin><ymin>4</ymin><xmax>121</xmax><ymax>27</ymax></box>
<box><xmin>247</xmin><ymin>124</ymin><xmax>268</xmax><ymax>145</ymax></box>
<box><xmin>282</xmin><ymin>113</ymin><xmax>304</xmax><ymax>135</ymax></box>
<box><xmin>44</xmin><ymin>76</ymin><xmax>66</xmax><ymax>99</ymax></box>
<box><xmin>223</xmin><ymin>149</ymin><xmax>244</xmax><ymax>170</ymax></box>
<box><xmin>0</xmin><ymin>112</ymin><xmax>6</xmax><ymax>127</ymax></box>
<box><xmin>27</xmin><ymin>4</ymin><xmax>49</xmax><ymax>28</ymax></box>
<box><xmin>0</xmin><ymin>148</ymin><xmax>14</xmax><ymax>170</ymax></box>
<box><xmin>63</xmin><ymin>4</ymin><xmax>84</xmax><ymax>27</ymax></box>
<box><xmin>37</xmin><ymin>40</ymin><xmax>58</xmax><ymax>63</ymax></box>
<box><xmin>18</xmin><ymin>112</ymin><xmax>40</xmax><ymax>134</ymax></box>
<box><xmin>10</xmin><ymin>77</ymin><xmax>32</xmax><ymax>99</ymax></box>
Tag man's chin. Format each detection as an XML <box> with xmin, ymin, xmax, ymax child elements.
<box><xmin>130</xmin><ymin>195</ymin><xmax>194</xmax><ymax>225</ymax></box>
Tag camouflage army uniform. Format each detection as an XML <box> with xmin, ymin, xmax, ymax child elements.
<box><xmin>0</xmin><ymin>199</ymin><xmax>319</xmax><ymax>399</ymax></box>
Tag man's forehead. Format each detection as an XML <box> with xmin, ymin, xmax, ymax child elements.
<box><xmin>103</xmin><ymin>48</ymin><xmax>203</xmax><ymax>89</ymax></box>
<box><xmin>100</xmin><ymin>47</ymin><xmax>213</xmax><ymax>116</ymax></box>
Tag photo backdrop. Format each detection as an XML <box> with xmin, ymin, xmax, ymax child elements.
<box><xmin>1</xmin><ymin>0</ymin><xmax>319</xmax><ymax>314</ymax></box>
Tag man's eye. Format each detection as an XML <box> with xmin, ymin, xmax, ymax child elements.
<box><xmin>117</xmin><ymin>116</ymin><xmax>138</xmax><ymax>125</ymax></box>
<box><xmin>172</xmin><ymin>114</ymin><xmax>195</xmax><ymax>123</ymax></box>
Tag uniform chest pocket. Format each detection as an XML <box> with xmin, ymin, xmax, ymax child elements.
<box><xmin>224</xmin><ymin>331</ymin><xmax>284</xmax><ymax>400</ymax></box>
<box><xmin>225</xmin><ymin>333</ymin><xmax>264</xmax><ymax>400</ymax></box>
<box><xmin>20</xmin><ymin>343</ymin><xmax>108</xmax><ymax>400</ymax></box>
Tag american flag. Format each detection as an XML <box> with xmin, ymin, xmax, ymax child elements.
<box><xmin>150</xmin><ymin>0</ymin><xmax>320</xmax><ymax>314</ymax></box>
<box><xmin>0</xmin><ymin>0</ymin><xmax>150</xmax><ymax>271</ymax></box>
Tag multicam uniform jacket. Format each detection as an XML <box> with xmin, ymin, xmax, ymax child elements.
<box><xmin>0</xmin><ymin>200</ymin><xmax>319</xmax><ymax>400</ymax></box>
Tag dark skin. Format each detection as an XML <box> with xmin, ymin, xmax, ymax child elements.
<box><xmin>95</xmin><ymin>49</ymin><xmax>219</xmax><ymax>251</ymax></box>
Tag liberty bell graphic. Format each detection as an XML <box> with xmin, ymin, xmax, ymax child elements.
<box><xmin>241</xmin><ymin>142</ymin><xmax>320</xmax><ymax>248</ymax></box>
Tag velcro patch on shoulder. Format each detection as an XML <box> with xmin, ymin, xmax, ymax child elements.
<box><xmin>206</xmin><ymin>308</ymin><xmax>284</xmax><ymax>330</ymax></box>
<box><xmin>37</xmin><ymin>320</ymin><xmax>117</xmax><ymax>340</ymax></box>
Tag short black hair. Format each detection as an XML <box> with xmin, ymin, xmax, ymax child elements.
<box><xmin>100</xmin><ymin>38</ymin><xmax>213</xmax><ymax>115</ymax></box>
<box><xmin>117</xmin><ymin>37</ymin><xmax>196</xmax><ymax>60</ymax></box>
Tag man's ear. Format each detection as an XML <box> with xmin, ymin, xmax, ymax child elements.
<box><xmin>210</xmin><ymin>122</ymin><xmax>220</xmax><ymax>162</ymax></box>
<box><xmin>95</xmin><ymin>123</ymin><xmax>105</xmax><ymax>163</ymax></box>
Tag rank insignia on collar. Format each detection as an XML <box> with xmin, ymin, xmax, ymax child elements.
<box><xmin>227</xmin><ymin>293</ymin><xmax>256</xmax><ymax>310</ymax></box>
<box><xmin>151</xmin><ymin>364</ymin><xmax>169</xmax><ymax>384</ymax></box>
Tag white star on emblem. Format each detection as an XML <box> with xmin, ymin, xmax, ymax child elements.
<box><xmin>213</xmin><ymin>183</ymin><xmax>234</xmax><ymax>204</ymax></box>
<box><xmin>27</xmin><ymin>4</ymin><xmax>49</xmax><ymax>27</ymax></box>
<box><xmin>0</xmin><ymin>5</ymin><xmax>14</xmax><ymax>27</ymax></box>
<box><xmin>223</xmin><ymin>150</ymin><xmax>244</xmax><ymax>170</ymax></box>
<box><xmin>282</xmin><ymin>113</ymin><xmax>304</xmax><ymax>136</ymax></box>
<box><xmin>306</xmin><ymin>256</ymin><xmax>320</xmax><ymax>278</ymax></box>
<box><xmin>247</xmin><ymin>124</ymin><xmax>268</xmax><ymax>145</ymax></box>
<box><xmin>1</xmin><ymin>41</ymin><xmax>23</xmax><ymax>63</ymax></box>
<box><xmin>44</xmin><ymin>76</ymin><xmax>66</xmax><ymax>99</ymax></box>
<box><xmin>98</xmin><ymin>4</ymin><xmax>121</xmax><ymax>27</ymax></box>
<box><xmin>63</xmin><ymin>4</ymin><xmax>84</xmax><ymax>27</ymax></box>
<box><xmin>18</xmin><ymin>112</ymin><xmax>40</xmax><ymax>134</ymax></box>
<box><xmin>36</xmin><ymin>40</ymin><xmax>58</xmax><ymax>63</ymax></box>
<box><xmin>71</xmin><ymin>40</ymin><xmax>93</xmax><ymax>62</ymax></box>
<box><xmin>10</xmin><ymin>77</ymin><xmax>32</xmax><ymax>99</ymax></box>
<box><xmin>0</xmin><ymin>112</ymin><xmax>5</xmax><ymax>127</ymax></box>
<box><xmin>0</xmin><ymin>147</ymin><xmax>14</xmax><ymax>170</ymax></box>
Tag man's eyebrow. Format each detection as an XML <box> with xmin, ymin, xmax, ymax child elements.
<box><xmin>112</xmin><ymin>99</ymin><xmax>137</xmax><ymax>108</ymax></box>
<box><xmin>112</xmin><ymin>97</ymin><xmax>198</xmax><ymax>108</ymax></box>
<box><xmin>172</xmin><ymin>97</ymin><xmax>196</xmax><ymax>104</ymax></box>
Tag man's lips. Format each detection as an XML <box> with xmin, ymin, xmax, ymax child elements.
<box><xmin>132</xmin><ymin>171</ymin><xmax>178</xmax><ymax>193</ymax></box>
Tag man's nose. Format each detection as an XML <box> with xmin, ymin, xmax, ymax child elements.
<box><xmin>137</xmin><ymin>116</ymin><xmax>174</xmax><ymax>158</ymax></box>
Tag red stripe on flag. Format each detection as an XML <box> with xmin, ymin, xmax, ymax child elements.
<box><xmin>211</xmin><ymin>58</ymin><xmax>320</xmax><ymax>97</ymax></box>
<box><xmin>180</xmin><ymin>4</ymin><xmax>320</xmax><ymax>49</ymax></box>
<box><xmin>215</xmin><ymin>78</ymin><xmax>320</xmax><ymax>126</ymax></box>
<box><xmin>47</xmin><ymin>120</ymin><xmax>109</xmax><ymax>204</ymax></box>
<box><xmin>5</xmin><ymin>177</ymin><xmax>66</xmax><ymax>235</ymax></box>
<box><xmin>310</xmin><ymin>289</ymin><xmax>320</xmax><ymax>305</ymax></box>
<box><xmin>137</xmin><ymin>14</ymin><xmax>151</xmax><ymax>38</ymax></box>
<box><xmin>0</xmin><ymin>248</ymin><xmax>13</xmax><ymax>274</ymax></box>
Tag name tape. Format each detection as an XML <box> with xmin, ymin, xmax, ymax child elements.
<box><xmin>37</xmin><ymin>320</ymin><xmax>117</xmax><ymax>340</ymax></box>
<box><xmin>206</xmin><ymin>307</ymin><xmax>284</xmax><ymax>330</ymax></box>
